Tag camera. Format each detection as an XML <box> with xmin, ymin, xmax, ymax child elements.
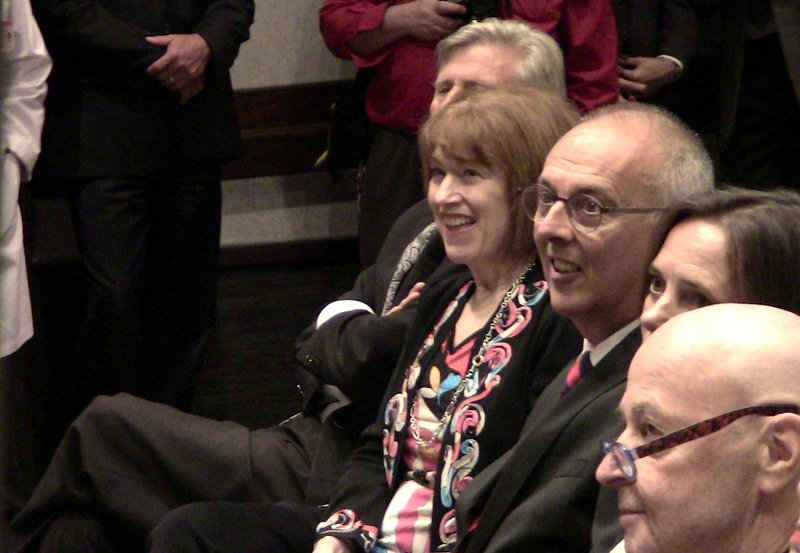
<box><xmin>444</xmin><ymin>0</ymin><xmax>500</xmax><ymax>23</ymax></box>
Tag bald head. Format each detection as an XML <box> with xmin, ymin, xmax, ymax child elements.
<box><xmin>599</xmin><ymin>304</ymin><xmax>800</xmax><ymax>553</ymax></box>
<box><xmin>579</xmin><ymin>103</ymin><xmax>714</xmax><ymax>205</ymax></box>
<box><xmin>640</xmin><ymin>304</ymin><xmax>800</xmax><ymax>405</ymax></box>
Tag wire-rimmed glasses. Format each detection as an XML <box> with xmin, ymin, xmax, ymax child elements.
<box><xmin>521</xmin><ymin>183</ymin><xmax>664</xmax><ymax>232</ymax></box>
<box><xmin>602</xmin><ymin>403</ymin><xmax>800</xmax><ymax>480</ymax></box>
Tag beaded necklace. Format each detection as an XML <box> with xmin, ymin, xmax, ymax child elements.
<box><xmin>409</xmin><ymin>262</ymin><xmax>534</xmax><ymax>448</ymax></box>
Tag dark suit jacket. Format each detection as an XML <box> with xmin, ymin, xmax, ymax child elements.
<box><xmin>774</xmin><ymin>1</ymin><xmax>800</xmax><ymax>102</ymax></box>
<box><xmin>294</xmin><ymin>199</ymin><xmax>460</xmax><ymax>437</ymax></box>
<box><xmin>711</xmin><ymin>0</ymin><xmax>800</xmax><ymax>149</ymax></box>
<box><xmin>454</xmin><ymin>328</ymin><xmax>642</xmax><ymax>553</ymax></box>
<box><xmin>613</xmin><ymin>0</ymin><xmax>697</xmax><ymax>65</ymax></box>
<box><xmin>31</xmin><ymin>0</ymin><xmax>254</xmax><ymax>177</ymax></box>
<box><xmin>289</xmin><ymin>199</ymin><xmax>465</xmax><ymax>508</ymax></box>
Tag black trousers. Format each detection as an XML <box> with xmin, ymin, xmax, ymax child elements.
<box><xmin>10</xmin><ymin>394</ymin><xmax>355</xmax><ymax>553</ymax></box>
<box><xmin>66</xmin><ymin>172</ymin><xmax>221</xmax><ymax>409</ymax></box>
<box><xmin>147</xmin><ymin>501</ymin><xmax>321</xmax><ymax>553</ymax></box>
<box><xmin>0</xmin><ymin>343</ymin><xmax>39</xmax><ymax>551</ymax></box>
<box><xmin>358</xmin><ymin>128</ymin><xmax>424</xmax><ymax>269</ymax></box>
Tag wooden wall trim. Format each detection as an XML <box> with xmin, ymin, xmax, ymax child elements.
<box><xmin>219</xmin><ymin>237</ymin><xmax>358</xmax><ymax>266</ymax></box>
<box><xmin>222</xmin><ymin>81</ymin><xmax>350</xmax><ymax>180</ymax></box>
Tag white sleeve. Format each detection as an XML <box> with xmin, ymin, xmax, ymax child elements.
<box><xmin>316</xmin><ymin>299</ymin><xmax>375</xmax><ymax>329</ymax></box>
<box><xmin>1</xmin><ymin>0</ymin><xmax>51</xmax><ymax>179</ymax></box>
<box><xmin>609</xmin><ymin>540</ymin><xmax>627</xmax><ymax>553</ymax></box>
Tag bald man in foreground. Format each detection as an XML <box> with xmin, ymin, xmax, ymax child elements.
<box><xmin>597</xmin><ymin>304</ymin><xmax>800</xmax><ymax>553</ymax></box>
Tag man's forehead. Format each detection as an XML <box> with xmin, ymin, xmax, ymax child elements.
<box><xmin>437</xmin><ymin>43</ymin><xmax>523</xmax><ymax>83</ymax></box>
<box><xmin>549</xmin><ymin>118</ymin><xmax>646</xmax><ymax>163</ymax></box>
<box><xmin>622</xmin><ymin>355</ymin><xmax>687</xmax><ymax>422</ymax></box>
<box><xmin>541</xmin><ymin>125</ymin><xmax>649</xmax><ymax>198</ymax></box>
<box><xmin>628</xmin><ymin>331</ymin><xmax>738</xmax><ymax>415</ymax></box>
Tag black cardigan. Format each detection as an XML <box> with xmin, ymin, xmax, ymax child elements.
<box><xmin>316</xmin><ymin>263</ymin><xmax>582</xmax><ymax>551</ymax></box>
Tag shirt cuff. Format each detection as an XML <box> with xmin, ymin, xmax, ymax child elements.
<box><xmin>316</xmin><ymin>300</ymin><xmax>375</xmax><ymax>329</ymax></box>
<box><xmin>657</xmin><ymin>54</ymin><xmax>683</xmax><ymax>76</ymax></box>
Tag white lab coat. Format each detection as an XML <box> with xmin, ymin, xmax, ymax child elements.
<box><xmin>0</xmin><ymin>0</ymin><xmax>50</xmax><ymax>356</ymax></box>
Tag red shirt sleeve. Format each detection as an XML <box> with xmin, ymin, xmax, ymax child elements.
<box><xmin>318</xmin><ymin>0</ymin><xmax>438</xmax><ymax>133</ymax></box>
<box><xmin>319</xmin><ymin>0</ymin><xmax>393</xmax><ymax>67</ymax></box>
<box><xmin>509</xmin><ymin>0</ymin><xmax>620</xmax><ymax>113</ymax></box>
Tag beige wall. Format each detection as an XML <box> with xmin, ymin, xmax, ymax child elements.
<box><xmin>223</xmin><ymin>0</ymin><xmax>359</xmax><ymax>249</ymax></box>
<box><xmin>232</xmin><ymin>0</ymin><xmax>355</xmax><ymax>88</ymax></box>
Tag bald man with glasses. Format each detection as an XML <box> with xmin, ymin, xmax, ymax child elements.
<box><xmin>597</xmin><ymin>304</ymin><xmax>800</xmax><ymax>553</ymax></box>
<box><xmin>451</xmin><ymin>103</ymin><xmax>714</xmax><ymax>553</ymax></box>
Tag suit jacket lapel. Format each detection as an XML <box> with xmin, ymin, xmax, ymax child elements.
<box><xmin>462</xmin><ymin>328</ymin><xmax>641</xmax><ymax>552</ymax></box>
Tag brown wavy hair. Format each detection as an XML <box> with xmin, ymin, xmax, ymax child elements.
<box><xmin>418</xmin><ymin>85</ymin><xmax>579</xmax><ymax>259</ymax></box>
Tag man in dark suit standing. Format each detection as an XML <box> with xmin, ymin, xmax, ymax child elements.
<box><xmin>452</xmin><ymin>104</ymin><xmax>715</xmax><ymax>553</ymax></box>
<box><xmin>29</xmin><ymin>0</ymin><xmax>254</xmax><ymax>421</ymax></box>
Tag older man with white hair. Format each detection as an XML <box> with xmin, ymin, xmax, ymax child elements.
<box><xmin>597</xmin><ymin>303</ymin><xmax>800</xmax><ymax>553</ymax></box>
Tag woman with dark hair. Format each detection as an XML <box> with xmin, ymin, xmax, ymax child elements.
<box><xmin>641</xmin><ymin>186</ymin><xmax>800</xmax><ymax>339</ymax></box>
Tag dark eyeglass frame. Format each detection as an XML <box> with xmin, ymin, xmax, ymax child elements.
<box><xmin>521</xmin><ymin>183</ymin><xmax>663</xmax><ymax>232</ymax></box>
<box><xmin>602</xmin><ymin>403</ymin><xmax>800</xmax><ymax>480</ymax></box>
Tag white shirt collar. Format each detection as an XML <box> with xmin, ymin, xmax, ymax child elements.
<box><xmin>582</xmin><ymin>319</ymin><xmax>640</xmax><ymax>367</ymax></box>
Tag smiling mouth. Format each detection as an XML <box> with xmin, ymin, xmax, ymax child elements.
<box><xmin>551</xmin><ymin>258</ymin><xmax>580</xmax><ymax>274</ymax></box>
<box><xmin>441</xmin><ymin>214</ymin><xmax>475</xmax><ymax>230</ymax></box>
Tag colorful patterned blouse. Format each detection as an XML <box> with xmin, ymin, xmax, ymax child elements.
<box><xmin>317</xmin><ymin>267</ymin><xmax>573</xmax><ymax>552</ymax></box>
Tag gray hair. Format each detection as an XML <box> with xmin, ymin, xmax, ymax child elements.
<box><xmin>437</xmin><ymin>18</ymin><xmax>566</xmax><ymax>97</ymax></box>
<box><xmin>583</xmin><ymin>102</ymin><xmax>715</xmax><ymax>205</ymax></box>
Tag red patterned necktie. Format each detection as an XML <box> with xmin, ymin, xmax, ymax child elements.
<box><xmin>562</xmin><ymin>351</ymin><xmax>592</xmax><ymax>397</ymax></box>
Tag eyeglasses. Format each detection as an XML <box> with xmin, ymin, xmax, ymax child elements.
<box><xmin>521</xmin><ymin>184</ymin><xmax>664</xmax><ymax>232</ymax></box>
<box><xmin>602</xmin><ymin>403</ymin><xmax>800</xmax><ymax>480</ymax></box>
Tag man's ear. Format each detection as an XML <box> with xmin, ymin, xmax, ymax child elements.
<box><xmin>759</xmin><ymin>414</ymin><xmax>800</xmax><ymax>495</ymax></box>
